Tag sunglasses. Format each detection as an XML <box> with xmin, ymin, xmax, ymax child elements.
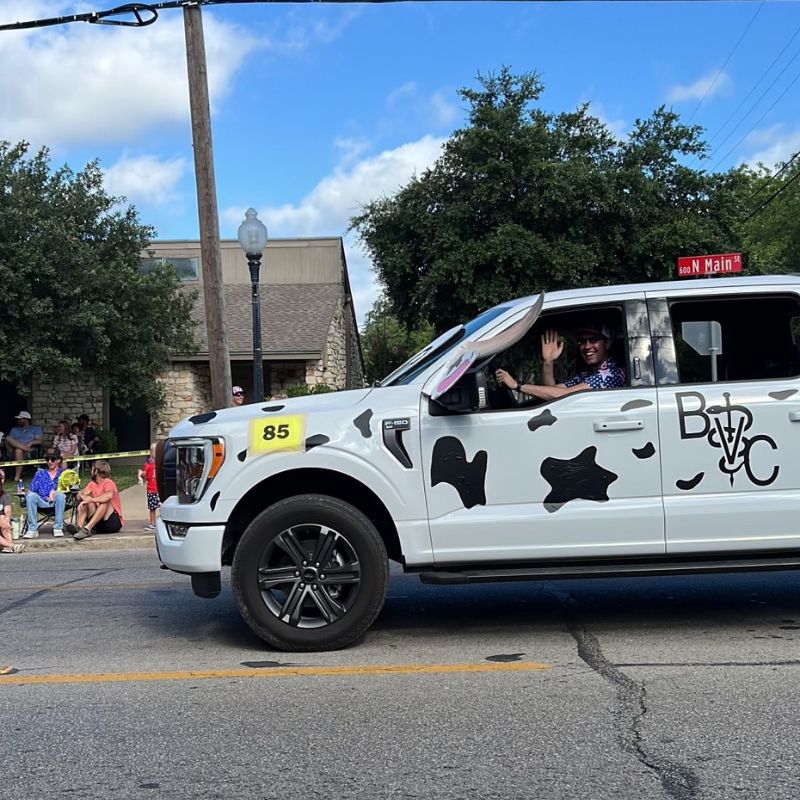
<box><xmin>232</xmin><ymin>391</ymin><xmax>244</xmax><ymax>397</ymax></box>
<box><xmin>46</xmin><ymin>457</ymin><xmax>60</xmax><ymax>462</ymax></box>
<box><xmin>576</xmin><ymin>336</ymin><xmax>605</xmax><ymax>346</ymax></box>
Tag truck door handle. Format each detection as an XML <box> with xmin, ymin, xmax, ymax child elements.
<box><xmin>789</xmin><ymin>411</ymin><xmax>800</xmax><ymax>422</ymax></box>
<box><xmin>593</xmin><ymin>420</ymin><xmax>645</xmax><ymax>432</ymax></box>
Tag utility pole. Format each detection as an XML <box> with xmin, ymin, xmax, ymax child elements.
<box><xmin>183</xmin><ymin>4</ymin><xmax>232</xmax><ymax>410</ymax></box>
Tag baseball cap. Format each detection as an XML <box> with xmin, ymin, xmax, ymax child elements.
<box><xmin>232</xmin><ymin>386</ymin><xmax>244</xmax><ymax>396</ymax></box>
<box><xmin>574</xmin><ymin>324</ymin><xmax>611</xmax><ymax>341</ymax></box>
<box><xmin>15</xmin><ymin>410</ymin><xmax>32</xmax><ymax>420</ymax></box>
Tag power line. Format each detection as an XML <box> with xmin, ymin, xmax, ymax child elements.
<box><xmin>687</xmin><ymin>1</ymin><xmax>765</xmax><ymax>123</ymax></box>
<box><xmin>701</xmin><ymin>39</ymin><xmax>800</xmax><ymax>169</ymax></box>
<box><xmin>708</xmin><ymin>66</ymin><xmax>800</xmax><ymax>172</ymax></box>
<box><xmin>697</xmin><ymin>22</ymin><xmax>800</xmax><ymax>161</ymax></box>
<box><xmin>744</xmin><ymin>165</ymin><xmax>800</xmax><ymax>220</ymax></box>
<box><xmin>746</xmin><ymin>148</ymin><xmax>800</xmax><ymax>202</ymax></box>
<box><xmin>2</xmin><ymin>0</ymin><xmax>800</xmax><ymax>33</ymax></box>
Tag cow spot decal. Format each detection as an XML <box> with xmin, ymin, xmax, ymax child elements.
<box><xmin>353</xmin><ymin>409</ymin><xmax>373</xmax><ymax>438</ymax></box>
<box><xmin>430</xmin><ymin>436</ymin><xmax>487</xmax><ymax>509</ymax></box>
<box><xmin>540</xmin><ymin>446</ymin><xmax>617</xmax><ymax>512</ymax></box>
<box><xmin>305</xmin><ymin>434</ymin><xmax>330</xmax><ymax>450</ymax></box>
<box><xmin>632</xmin><ymin>442</ymin><xmax>656</xmax><ymax>460</ymax></box>
<box><xmin>527</xmin><ymin>409</ymin><xmax>557</xmax><ymax>432</ymax></box>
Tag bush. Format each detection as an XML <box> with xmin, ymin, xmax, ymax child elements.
<box><xmin>94</xmin><ymin>427</ymin><xmax>118</xmax><ymax>453</ymax></box>
<box><xmin>285</xmin><ymin>384</ymin><xmax>334</xmax><ymax>398</ymax></box>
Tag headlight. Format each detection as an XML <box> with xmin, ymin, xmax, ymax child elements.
<box><xmin>175</xmin><ymin>438</ymin><xmax>225</xmax><ymax>504</ymax></box>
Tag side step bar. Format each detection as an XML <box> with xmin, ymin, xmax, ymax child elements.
<box><xmin>419</xmin><ymin>555</ymin><xmax>800</xmax><ymax>585</ymax></box>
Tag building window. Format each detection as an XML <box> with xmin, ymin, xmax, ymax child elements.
<box><xmin>139</xmin><ymin>256</ymin><xmax>199</xmax><ymax>282</ymax></box>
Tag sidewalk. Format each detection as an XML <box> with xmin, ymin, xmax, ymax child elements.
<box><xmin>16</xmin><ymin>483</ymin><xmax>156</xmax><ymax>552</ymax></box>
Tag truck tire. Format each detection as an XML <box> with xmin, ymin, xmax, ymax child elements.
<box><xmin>231</xmin><ymin>494</ymin><xmax>389</xmax><ymax>651</ymax></box>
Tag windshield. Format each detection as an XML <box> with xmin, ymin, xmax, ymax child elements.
<box><xmin>381</xmin><ymin>303</ymin><xmax>516</xmax><ymax>386</ymax></box>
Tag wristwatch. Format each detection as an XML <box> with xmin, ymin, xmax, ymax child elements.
<box><xmin>515</xmin><ymin>381</ymin><xmax>524</xmax><ymax>393</ymax></box>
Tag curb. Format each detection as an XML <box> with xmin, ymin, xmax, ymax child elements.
<box><xmin>15</xmin><ymin>523</ymin><xmax>156</xmax><ymax>552</ymax></box>
<box><xmin>18</xmin><ymin>535</ymin><xmax>155</xmax><ymax>552</ymax></box>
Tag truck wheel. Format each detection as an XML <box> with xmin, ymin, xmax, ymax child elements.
<box><xmin>231</xmin><ymin>494</ymin><xmax>389</xmax><ymax>651</ymax></box>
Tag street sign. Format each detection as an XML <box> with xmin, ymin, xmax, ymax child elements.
<box><xmin>677</xmin><ymin>252</ymin><xmax>742</xmax><ymax>277</ymax></box>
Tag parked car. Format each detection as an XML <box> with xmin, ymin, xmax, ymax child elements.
<box><xmin>155</xmin><ymin>275</ymin><xmax>800</xmax><ymax>651</ymax></box>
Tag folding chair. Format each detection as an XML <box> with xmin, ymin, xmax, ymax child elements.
<box><xmin>19</xmin><ymin>488</ymin><xmax>80</xmax><ymax>538</ymax></box>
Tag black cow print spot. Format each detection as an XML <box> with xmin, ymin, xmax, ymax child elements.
<box><xmin>769</xmin><ymin>390</ymin><xmax>797</xmax><ymax>401</ymax></box>
<box><xmin>305</xmin><ymin>434</ymin><xmax>330</xmax><ymax>450</ymax></box>
<box><xmin>676</xmin><ymin>472</ymin><xmax>705</xmax><ymax>491</ymax></box>
<box><xmin>620</xmin><ymin>399</ymin><xmax>653</xmax><ymax>412</ymax></box>
<box><xmin>527</xmin><ymin>409</ymin><xmax>556</xmax><ymax>432</ymax></box>
<box><xmin>261</xmin><ymin>404</ymin><xmax>285</xmax><ymax>412</ymax></box>
<box><xmin>632</xmin><ymin>442</ymin><xmax>656</xmax><ymax>459</ymax></box>
<box><xmin>189</xmin><ymin>411</ymin><xmax>216</xmax><ymax>424</ymax></box>
<box><xmin>353</xmin><ymin>409</ymin><xmax>373</xmax><ymax>438</ymax></box>
<box><xmin>237</xmin><ymin>450</ymin><xmax>247</xmax><ymax>462</ymax></box>
<box><xmin>430</xmin><ymin>437</ymin><xmax>488</xmax><ymax>509</ymax></box>
<box><xmin>210</xmin><ymin>492</ymin><xmax>220</xmax><ymax>511</ymax></box>
<box><xmin>540</xmin><ymin>446</ymin><xmax>617</xmax><ymax>510</ymax></box>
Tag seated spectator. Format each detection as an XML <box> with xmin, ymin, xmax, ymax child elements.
<box><xmin>0</xmin><ymin>469</ymin><xmax>24</xmax><ymax>554</ymax></box>
<box><xmin>22</xmin><ymin>449</ymin><xmax>66</xmax><ymax>539</ymax></box>
<box><xmin>71</xmin><ymin>422</ymin><xmax>87</xmax><ymax>455</ymax></box>
<box><xmin>6</xmin><ymin>411</ymin><xmax>44</xmax><ymax>483</ymax></box>
<box><xmin>74</xmin><ymin>459</ymin><xmax>124</xmax><ymax>540</ymax></box>
<box><xmin>78</xmin><ymin>414</ymin><xmax>99</xmax><ymax>453</ymax></box>
<box><xmin>52</xmin><ymin>420</ymin><xmax>79</xmax><ymax>461</ymax></box>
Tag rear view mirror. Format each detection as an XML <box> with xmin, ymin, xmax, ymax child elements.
<box><xmin>682</xmin><ymin>321</ymin><xmax>723</xmax><ymax>382</ymax></box>
<box><xmin>428</xmin><ymin>372</ymin><xmax>480</xmax><ymax>415</ymax></box>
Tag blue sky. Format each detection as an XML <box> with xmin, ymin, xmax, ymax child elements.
<box><xmin>1</xmin><ymin>1</ymin><xmax>799</xmax><ymax>323</ymax></box>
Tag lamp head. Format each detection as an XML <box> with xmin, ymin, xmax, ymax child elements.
<box><xmin>237</xmin><ymin>207</ymin><xmax>269</xmax><ymax>257</ymax></box>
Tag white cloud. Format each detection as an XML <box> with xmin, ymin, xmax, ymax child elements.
<box><xmin>584</xmin><ymin>100</ymin><xmax>628</xmax><ymax>141</ymax></box>
<box><xmin>0</xmin><ymin>4</ymin><xmax>258</xmax><ymax>148</ymax></box>
<box><xmin>103</xmin><ymin>153</ymin><xmax>187</xmax><ymax>205</ymax></box>
<box><xmin>667</xmin><ymin>70</ymin><xmax>732</xmax><ymax>103</ymax></box>
<box><xmin>740</xmin><ymin>125</ymin><xmax>800</xmax><ymax>168</ymax></box>
<box><xmin>385</xmin><ymin>82</ymin><xmax>460</xmax><ymax>130</ymax></box>
<box><xmin>221</xmin><ymin>135</ymin><xmax>447</xmax><ymax>323</ymax></box>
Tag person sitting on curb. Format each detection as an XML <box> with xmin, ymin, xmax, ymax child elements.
<box><xmin>0</xmin><ymin>469</ymin><xmax>24</xmax><ymax>553</ymax></box>
<box><xmin>6</xmin><ymin>411</ymin><xmax>44</xmax><ymax>483</ymax></box>
<box><xmin>73</xmin><ymin>459</ymin><xmax>124</xmax><ymax>540</ymax></box>
<box><xmin>23</xmin><ymin>449</ymin><xmax>66</xmax><ymax>538</ymax></box>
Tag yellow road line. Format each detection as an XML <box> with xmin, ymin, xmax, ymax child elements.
<box><xmin>2</xmin><ymin>661</ymin><xmax>550</xmax><ymax>686</ymax></box>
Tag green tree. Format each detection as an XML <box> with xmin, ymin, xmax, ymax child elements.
<box><xmin>361</xmin><ymin>296</ymin><xmax>435</xmax><ymax>384</ymax></box>
<box><xmin>352</xmin><ymin>68</ymin><xmax>749</xmax><ymax>330</ymax></box>
<box><xmin>0</xmin><ymin>141</ymin><xmax>196</xmax><ymax>410</ymax></box>
<box><xmin>739</xmin><ymin>158</ymin><xmax>800</xmax><ymax>275</ymax></box>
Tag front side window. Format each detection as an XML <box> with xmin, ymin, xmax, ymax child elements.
<box><xmin>667</xmin><ymin>294</ymin><xmax>800</xmax><ymax>384</ymax></box>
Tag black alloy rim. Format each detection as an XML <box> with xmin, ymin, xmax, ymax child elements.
<box><xmin>256</xmin><ymin>524</ymin><xmax>361</xmax><ymax>629</ymax></box>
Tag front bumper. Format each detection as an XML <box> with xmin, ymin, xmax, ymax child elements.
<box><xmin>155</xmin><ymin>516</ymin><xmax>225</xmax><ymax>573</ymax></box>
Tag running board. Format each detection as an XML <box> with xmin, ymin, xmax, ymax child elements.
<box><xmin>419</xmin><ymin>555</ymin><xmax>800</xmax><ymax>585</ymax></box>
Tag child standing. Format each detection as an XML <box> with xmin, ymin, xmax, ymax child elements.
<box><xmin>139</xmin><ymin>444</ymin><xmax>160</xmax><ymax>532</ymax></box>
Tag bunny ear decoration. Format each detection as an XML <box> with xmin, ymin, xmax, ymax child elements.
<box><xmin>430</xmin><ymin>294</ymin><xmax>544</xmax><ymax>401</ymax></box>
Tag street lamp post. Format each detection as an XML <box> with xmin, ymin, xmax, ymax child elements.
<box><xmin>237</xmin><ymin>208</ymin><xmax>269</xmax><ymax>402</ymax></box>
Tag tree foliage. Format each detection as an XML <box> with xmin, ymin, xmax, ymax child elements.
<box><xmin>353</xmin><ymin>68</ymin><xmax>753</xmax><ymax>331</ymax></box>
<box><xmin>0</xmin><ymin>141</ymin><xmax>196</xmax><ymax>410</ymax></box>
<box><xmin>361</xmin><ymin>295</ymin><xmax>435</xmax><ymax>384</ymax></box>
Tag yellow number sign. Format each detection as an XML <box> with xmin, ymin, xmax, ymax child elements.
<box><xmin>249</xmin><ymin>415</ymin><xmax>306</xmax><ymax>455</ymax></box>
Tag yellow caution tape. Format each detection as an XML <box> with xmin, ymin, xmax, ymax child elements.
<box><xmin>0</xmin><ymin>449</ymin><xmax>149</xmax><ymax>468</ymax></box>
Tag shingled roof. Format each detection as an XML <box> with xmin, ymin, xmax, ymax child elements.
<box><xmin>189</xmin><ymin>283</ymin><xmax>343</xmax><ymax>358</ymax></box>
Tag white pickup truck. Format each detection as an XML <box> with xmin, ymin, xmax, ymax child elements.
<box><xmin>155</xmin><ymin>275</ymin><xmax>800</xmax><ymax>651</ymax></box>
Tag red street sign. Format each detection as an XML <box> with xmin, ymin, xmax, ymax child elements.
<box><xmin>677</xmin><ymin>252</ymin><xmax>742</xmax><ymax>277</ymax></box>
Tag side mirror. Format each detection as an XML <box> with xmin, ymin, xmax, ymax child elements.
<box><xmin>428</xmin><ymin>372</ymin><xmax>479</xmax><ymax>415</ymax></box>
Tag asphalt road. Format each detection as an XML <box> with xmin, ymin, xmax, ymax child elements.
<box><xmin>2</xmin><ymin>550</ymin><xmax>800</xmax><ymax>800</ymax></box>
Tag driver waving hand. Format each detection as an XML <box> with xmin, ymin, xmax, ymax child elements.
<box><xmin>495</xmin><ymin>324</ymin><xmax>626</xmax><ymax>401</ymax></box>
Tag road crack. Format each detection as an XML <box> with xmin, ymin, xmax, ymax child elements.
<box><xmin>0</xmin><ymin>568</ymin><xmax>119</xmax><ymax>615</ymax></box>
<box><xmin>551</xmin><ymin>589</ymin><xmax>699</xmax><ymax>800</ymax></box>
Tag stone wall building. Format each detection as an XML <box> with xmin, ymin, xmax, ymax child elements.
<box><xmin>148</xmin><ymin>236</ymin><xmax>364</xmax><ymax>440</ymax></box>
<box><xmin>5</xmin><ymin>236</ymin><xmax>364</xmax><ymax>450</ymax></box>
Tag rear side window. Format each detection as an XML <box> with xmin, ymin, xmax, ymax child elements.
<box><xmin>669</xmin><ymin>294</ymin><xmax>800</xmax><ymax>384</ymax></box>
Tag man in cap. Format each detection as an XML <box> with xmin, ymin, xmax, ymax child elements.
<box><xmin>495</xmin><ymin>323</ymin><xmax>626</xmax><ymax>402</ymax></box>
<box><xmin>231</xmin><ymin>386</ymin><xmax>245</xmax><ymax>406</ymax></box>
<box><xmin>5</xmin><ymin>411</ymin><xmax>44</xmax><ymax>483</ymax></box>
<box><xmin>23</xmin><ymin>448</ymin><xmax>66</xmax><ymax>538</ymax></box>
